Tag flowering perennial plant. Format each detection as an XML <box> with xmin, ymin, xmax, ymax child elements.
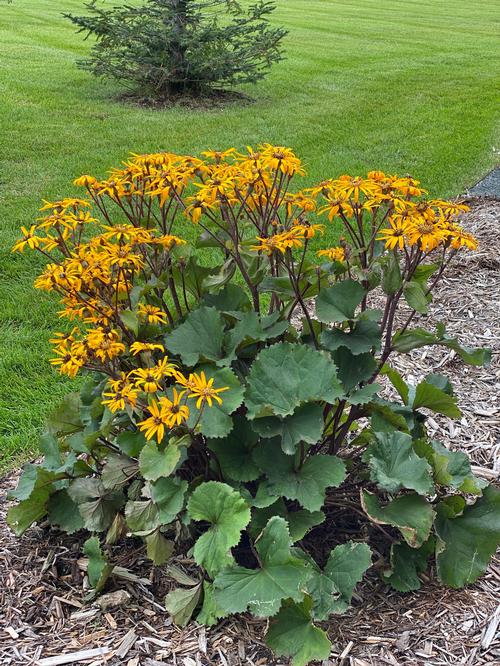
<box><xmin>9</xmin><ymin>146</ymin><xmax>500</xmax><ymax>666</ymax></box>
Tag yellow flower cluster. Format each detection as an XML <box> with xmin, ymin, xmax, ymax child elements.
<box><xmin>13</xmin><ymin>147</ymin><xmax>476</xmax><ymax>447</ymax></box>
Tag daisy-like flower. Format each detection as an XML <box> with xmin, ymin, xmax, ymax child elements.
<box><xmin>406</xmin><ymin>219</ymin><xmax>448</xmax><ymax>252</ymax></box>
<box><xmin>137</xmin><ymin>400</ymin><xmax>170</xmax><ymax>443</ymax></box>
<box><xmin>447</xmin><ymin>224</ymin><xmax>478</xmax><ymax>251</ymax></box>
<box><xmin>201</xmin><ymin>148</ymin><xmax>237</xmax><ymax>163</ymax></box>
<box><xmin>87</xmin><ymin>328</ymin><xmax>126</xmax><ymax>362</ymax></box>
<box><xmin>179</xmin><ymin>371</ymin><xmax>229</xmax><ymax>409</ymax></box>
<box><xmin>131</xmin><ymin>368</ymin><xmax>163</xmax><ymax>393</ymax></box>
<box><xmin>138</xmin><ymin>304</ymin><xmax>168</xmax><ymax>325</ymax></box>
<box><xmin>12</xmin><ymin>226</ymin><xmax>43</xmax><ymax>253</ymax></box>
<box><xmin>102</xmin><ymin>382</ymin><xmax>139</xmax><ymax>413</ymax></box>
<box><xmin>138</xmin><ymin>391</ymin><xmax>189</xmax><ymax>443</ymax></box>
<box><xmin>377</xmin><ymin>218</ymin><xmax>411</xmax><ymax>250</ymax></box>
<box><xmin>258</xmin><ymin>144</ymin><xmax>305</xmax><ymax>176</ymax></box>
<box><xmin>317</xmin><ymin>246</ymin><xmax>345</xmax><ymax>262</ymax></box>
<box><xmin>129</xmin><ymin>342</ymin><xmax>165</xmax><ymax>355</ymax></box>
<box><xmin>250</xmin><ymin>228</ymin><xmax>304</xmax><ymax>255</ymax></box>
<box><xmin>318</xmin><ymin>196</ymin><xmax>354</xmax><ymax>221</ymax></box>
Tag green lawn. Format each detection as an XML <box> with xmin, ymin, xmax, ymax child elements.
<box><xmin>0</xmin><ymin>0</ymin><xmax>499</xmax><ymax>471</ymax></box>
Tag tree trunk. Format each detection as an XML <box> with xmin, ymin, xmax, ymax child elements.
<box><xmin>167</xmin><ymin>0</ymin><xmax>189</xmax><ymax>92</ymax></box>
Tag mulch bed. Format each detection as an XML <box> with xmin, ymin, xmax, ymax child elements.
<box><xmin>1</xmin><ymin>198</ymin><xmax>499</xmax><ymax>666</ymax></box>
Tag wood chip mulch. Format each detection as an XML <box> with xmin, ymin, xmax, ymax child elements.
<box><xmin>1</xmin><ymin>198</ymin><xmax>499</xmax><ymax>666</ymax></box>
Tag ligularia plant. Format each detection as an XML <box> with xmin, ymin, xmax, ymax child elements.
<box><xmin>9</xmin><ymin>146</ymin><xmax>500</xmax><ymax>665</ymax></box>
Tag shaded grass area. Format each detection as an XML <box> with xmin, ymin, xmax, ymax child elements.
<box><xmin>0</xmin><ymin>0</ymin><xmax>499</xmax><ymax>470</ymax></box>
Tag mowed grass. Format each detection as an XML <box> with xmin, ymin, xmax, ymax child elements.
<box><xmin>0</xmin><ymin>0</ymin><xmax>499</xmax><ymax>471</ymax></box>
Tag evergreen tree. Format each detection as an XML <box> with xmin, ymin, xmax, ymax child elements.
<box><xmin>65</xmin><ymin>0</ymin><xmax>287</xmax><ymax>98</ymax></box>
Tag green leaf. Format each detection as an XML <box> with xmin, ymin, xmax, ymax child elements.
<box><xmin>116</xmin><ymin>430</ymin><xmax>147</xmax><ymax>457</ymax></box>
<box><xmin>321</xmin><ymin>320</ymin><xmax>381</xmax><ymax>355</ymax></box>
<box><xmin>47</xmin><ymin>393</ymin><xmax>83</xmax><ymax>437</ymax></box>
<box><xmin>38</xmin><ymin>433</ymin><xmax>64</xmax><ymax>470</ymax></box>
<box><xmin>224</xmin><ymin>310</ymin><xmax>289</xmax><ymax>362</ymax></box>
<box><xmin>125</xmin><ymin>499</ymin><xmax>160</xmax><ymax>534</ymax></box>
<box><xmin>361</xmin><ymin>491</ymin><xmax>434</xmax><ymax>547</ymax></box>
<box><xmin>347</xmin><ymin>383</ymin><xmax>381</xmax><ymax>405</ymax></box>
<box><xmin>412</xmin><ymin>380</ymin><xmax>461</xmax><ymax>418</ymax></box>
<box><xmin>7</xmin><ymin>465</ymin><xmax>60</xmax><ymax>536</ymax></box>
<box><xmin>305</xmin><ymin>541</ymin><xmax>372</xmax><ymax>620</ymax></box>
<box><xmin>245</xmin><ymin>342</ymin><xmax>343</xmax><ymax>419</ymax></box>
<box><xmin>67</xmin><ymin>478</ymin><xmax>125</xmax><ymax>531</ymax></box>
<box><xmin>187</xmin><ymin>482</ymin><xmax>250</xmax><ymax>577</ymax></box>
<box><xmin>414</xmin><ymin>439</ymin><xmax>486</xmax><ymax>495</ymax></box>
<box><xmin>139</xmin><ymin>440</ymin><xmax>181</xmax><ymax>481</ymax></box>
<box><xmin>119</xmin><ymin>309</ymin><xmax>139</xmax><ymax>335</ymax></box>
<box><xmin>364</xmin><ymin>431</ymin><xmax>434</xmax><ymax>495</ymax></box>
<box><xmin>83</xmin><ymin>537</ymin><xmax>113</xmax><ymax>592</ymax></box>
<box><xmin>265</xmin><ymin>597</ymin><xmax>331</xmax><ymax>666</ymax></box>
<box><xmin>165</xmin><ymin>584</ymin><xmax>202</xmax><ymax>627</ymax></box>
<box><xmin>207</xmin><ymin>416</ymin><xmax>260</xmax><ymax>482</ymax></box>
<box><xmin>403</xmin><ymin>280</ymin><xmax>429</xmax><ymax>314</ymax></box>
<box><xmin>287</xmin><ymin>510</ymin><xmax>325</xmax><ymax>542</ymax></box>
<box><xmin>332</xmin><ymin>348</ymin><xmax>378</xmax><ymax>393</ymax></box>
<box><xmin>196</xmin><ymin>366</ymin><xmax>245</xmax><ymax>438</ymax></box>
<box><xmin>435</xmin><ymin>485</ymin><xmax>500</xmax><ymax>588</ymax></box>
<box><xmin>381</xmin><ymin>364</ymin><xmax>409</xmax><ymax>404</ymax></box>
<box><xmin>145</xmin><ymin>530</ymin><xmax>174</xmax><ymax>565</ymax></box>
<box><xmin>392</xmin><ymin>326</ymin><xmax>491</xmax><ymax>366</ymax></box>
<box><xmin>102</xmin><ymin>453</ymin><xmax>138</xmax><ymax>489</ymax></box>
<box><xmin>322</xmin><ymin>541</ymin><xmax>372</xmax><ymax>614</ymax></box>
<box><xmin>315</xmin><ymin>279</ymin><xmax>365</xmax><ymax>323</ymax></box>
<box><xmin>196</xmin><ymin>581</ymin><xmax>227</xmax><ymax>626</ymax></box>
<box><xmin>251</xmin><ymin>403</ymin><xmax>324</xmax><ymax>455</ymax></box>
<box><xmin>165</xmin><ymin>306</ymin><xmax>225</xmax><ymax>366</ymax></box>
<box><xmin>203</xmin><ymin>284</ymin><xmax>251</xmax><ymax>312</ymax></box>
<box><xmin>214</xmin><ymin>516</ymin><xmax>310</xmax><ymax>617</ymax></box>
<box><xmin>253</xmin><ymin>446</ymin><xmax>346</xmax><ymax>512</ymax></box>
<box><xmin>47</xmin><ymin>489</ymin><xmax>84</xmax><ymax>534</ymax></box>
<box><xmin>150</xmin><ymin>477</ymin><xmax>188</xmax><ymax>523</ymax></box>
<box><xmin>383</xmin><ymin>540</ymin><xmax>434</xmax><ymax>592</ymax></box>
<box><xmin>380</xmin><ymin>253</ymin><xmax>402</xmax><ymax>295</ymax></box>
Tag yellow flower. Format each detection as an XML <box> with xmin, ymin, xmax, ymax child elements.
<box><xmin>184</xmin><ymin>197</ymin><xmax>217</xmax><ymax>223</ymax></box>
<box><xmin>131</xmin><ymin>368</ymin><xmax>163</xmax><ymax>393</ymax></box>
<box><xmin>284</xmin><ymin>192</ymin><xmax>316</xmax><ymax>215</ymax></box>
<box><xmin>201</xmin><ymin>148</ymin><xmax>236</xmax><ymax>162</ymax></box>
<box><xmin>317</xmin><ymin>246</ymin><xmax>345</xmax><ymax>262</ymax></box>
<box><xmin>129</xmin><ymin>342</ymin><xmax>165</xmax><ymax>355</ymax></box>
<box><xmin>447</xmin><ymin>224</ymin><xmax>478</xmax><ymax>251</ymax></box>
<box><xmin>331</xmin><ymin>176</ymin><xmax>378</xmax><ymax>202</ymax></box>
<box><xmin>149</xmin><ymin>234</ymin><xmax>186</xmax><ymax>249</ymax></box>
<box><xmin>180</xmin><ymin>371</ymin><xmax>229</xmax><ymax>409</ymax></box>
<box><xmin>377</xmin><ymin>218</ymin><xmax>411</xmax><ymax>250</ymax></box>
<box><xmin>258</xmin><ymin>144</ymin><xmax>305</xmax><ymax>176</ymax></box>
<box><xmin>105</xmin><ymin>243</ymin><xmax>144</xmax><ymax>270</ymax></box>
<box><xmin>12</xmin><ymin>226</ymin><xmax>43</xmax><ymax>253</ymax></box>
<box><xmin>137</xmin><ymin>400</ymin><xmax>169</xmax><ymax>443</ymax></box>
<box><xmin>318</xmin><ymin>197</ymin><xmax>354</xmax><ymax>221</ymax></box>
<box><xmin>406</xmin><ymin>219</ymin><xmax>448</xmax><ymax>251</ymax></box>
<box><xmin>138</xmin><ymin>304</ymin><xmax>168</xmax><ymax>325</ymax></box>
<box><xmin>250</xmin><ymin>228</ymin><xmax>304</xmax><ymax>255</ymax></box>
<box><xmin>101</xmin><ymin>224</ymin><xmax>153</xmax><ymax>243</ymax></box>
<box><xmin>431</xmin><ymin>200</ymin><xmax>470</xmax><ymax>218</ymax></box>
<box><xmin>102</xmin><ymin>382</ymin><xmax>139</xmax><ymax>413</ymax></box>
<box><xmin>293</xmin><ymin>222</ymin><xmax>325</xmax><ymax>239</ymax></box>
<box><xmin>160</xmin><ymin>390</ymin><xmax>190</xmax><ymax>426</ymax></box>
<box><xmin>73</xmin><ymin>175</ymin><xmax>98</xmax><ymax>188</ymax></box>
<box><xmin>40</xmin><ymin>198</ymin><xmax>90</xmax><ymax>213</ymax></box>
<box><xmin>86</xmin><ymin>328</ymin><xmax>126</xmax><ymax>361</ymax></box>
<box><xmin>138</xmin><ymin>391</ymin><xmax>190</xmax><ymax>442</ymax></box>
